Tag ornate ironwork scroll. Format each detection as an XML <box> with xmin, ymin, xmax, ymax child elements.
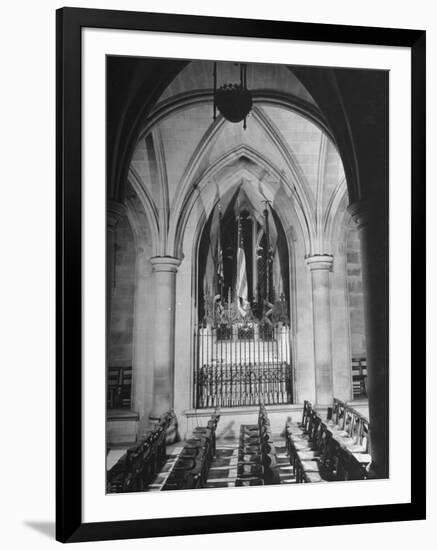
<box><xmin>195</xmin><ymin>316</ymin><xmax>292</xmax><ymax>408</ymax></box>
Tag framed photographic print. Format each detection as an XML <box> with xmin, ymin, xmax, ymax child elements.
<box><xmin>56</xmin><ymin>7</ymin><xmax>426</xmax><ymax>543</ymax></box>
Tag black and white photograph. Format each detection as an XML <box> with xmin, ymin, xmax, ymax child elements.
<box><xmin>0</xmin><ymin>0</ymin><xmax>431</xmax><ymax>547</ymax></box>
<box><xmin>106</xmin><ymin>56</ymin><xmax>389</xmax><ymax>492</ymax></box>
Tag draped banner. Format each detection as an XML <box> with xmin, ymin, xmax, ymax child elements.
<box><xmin>236</xmin><ymin>218</ymin><xmax>248</xmax><ymax>317</ymax></box>
<box><xmin>216</xmin><ymin>209</ymin><xmax>224</xmax><ymax>295</ymax></box>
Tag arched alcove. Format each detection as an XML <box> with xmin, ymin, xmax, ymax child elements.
<box><xmin>170</xmin><ymin>144</ymin><xmax>317</xmax><ymax>421</ymax></box>
<box><xmin>193</xmin><ymin>181</ymin><xmax>293</xmax><ymax>409</ymax></box>
<box><xmin>107</xmin><ymin>56</ymin><xmax>374</xmax><ymax>448</ymax></box>
<box><xmin>106</xmin><ymin>50</ymin><xmax>391</xmax><ymax>480</ymax></box>
<box><xmin>197</xmin><ymin>184</ymin><xmax>291</xmax><ymax>320</ymax></box>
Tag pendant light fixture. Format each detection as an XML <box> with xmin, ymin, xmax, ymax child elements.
<box><xmin>213</xmin><ymin>62</ymin><xmax>252</xmax><ymax>130</ymax></box>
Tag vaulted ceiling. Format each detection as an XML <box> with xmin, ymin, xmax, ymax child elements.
<box><xmin>124</xmin><ymin>61</ymin><xmax>347</xmax><ymax>257</ymax></box>
<box><xmin>107</xmin><ymin>56</ymin><xmax>388</xmax><ymax>215</ymax></box>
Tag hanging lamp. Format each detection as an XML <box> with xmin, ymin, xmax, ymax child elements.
<box><xmin>213</xmin><ymin>62</ymin><xmax>252</xmax><ymax>130</ymax></box>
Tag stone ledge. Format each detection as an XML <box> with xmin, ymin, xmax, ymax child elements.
<box><xmin>180</xmin><ymin>404</ymin><xmax>305</xmax><ymax>440</ymax></box>
<box><xmin>107</xmin><ymin>408</ymin><xmax>139</xmax><ymax>421</ymax></box>
<box><xmin>183</xmin><ymin>404</ymin><xmax>303</xmax><ymax>417</ymax></box>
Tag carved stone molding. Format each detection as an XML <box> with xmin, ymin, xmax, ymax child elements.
<box><xmin>348</xmin><ymin>200</ymin><xmax>369</xmax><ymax>230</ymax></box>
<box><xmin>305</xmin><ymin>254</ymin><xmax>334</xmax><ymax>272</ymax></box>
<box><xmin>107</xmin><ymin>200</ymin><xmax>126</xmax><ymax>231</ymax></box>
<box><xmin>150</xmin><ymin>256</ymin><xmax>181</xmax><ymax>273</ymax></box>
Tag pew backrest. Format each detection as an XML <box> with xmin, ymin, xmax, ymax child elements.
<box><xmin>107</xmin><ymin>409</ymin><xmax>175</xmax><ymax>493</ymax></box>
<box><xmin>331</xmin><ymin>401</ymin><xmax>369</xmax><ymax>452</ymax></box>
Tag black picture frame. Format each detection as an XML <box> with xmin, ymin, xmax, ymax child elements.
<box><xmin>56</xmin><ymin>7</ymin><xmax>426</xmax><ymax>543</ymax></box>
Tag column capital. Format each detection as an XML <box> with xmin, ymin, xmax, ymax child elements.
<box><xmin>150</xmin><ymin>256</ymin><xmax>182</xmax><ymax>273</ymax></box>
<box><xmin>107</xmin><ymin>200</ymin><xmax>126</xmax><ymax>230</ymax></box>
<box><xmin>348</xmin><ymin>200</ymin><xmax>369</xmax><ymax>229</ymax></box>
<box><xmin>305</xmin><ymin>254</ymin><xmax>334</xmax><ymax>272</ymax></box>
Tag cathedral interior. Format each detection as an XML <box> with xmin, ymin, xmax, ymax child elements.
<box><xmin>106</xmin><ymin>57</ymin><xmax>388</xmax><ymax>491</ymax></box>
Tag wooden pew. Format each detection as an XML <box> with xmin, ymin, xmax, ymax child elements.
<box><xmin>237</xmin><ymin>422</ymin><xmax>264</xmax><ymax>485</ymax></box>
<box><xmin>163</xmin><ymin>411</ymin><xmax>220</xmax><ymax>490</ymax></box>
<box><xmin>163</xmin><ymin>450</ymin><xmax>210</xmax><ymax>490</ymax></box>
<box><xmin>285</xmin><ymin>401</ymin><xmax>317</xmax><ymax>459</ymax></box>
<box><xmin>192</xmin><ymin>410</ymin><xmax>221</xmax><ymax>458</ymax></box>
<box><xmin>285</xmin><ymin>402</ymin><xmax>365</xmax><ymax>483</ymax></box>
<box><xmin>258</xmin><ymin>405</ymin><xmax>280</xmax><ymax>485</ymax></box>
<box><xmin>326</xmin><ymin>399</ymin><xmax>371</xmax><ymax>477</ymax></box>
<box><xmin>287</xmin><ymin>407</ymin><xmax>328</xmax><ymax>483</ymax></box>
<box><xmin>235</xmin><ymin>404</ymin><xmax>281</xmax><ymax>485</ymax></box>
<box><xmin>284</xmin><ymin>399</ymin><xmax>370</xmax><ymax>482</ymax></box>
<box><xmin>107</xmin><ymin>409</ymin><xmax>175</xmax><ymax>493</ymax></box>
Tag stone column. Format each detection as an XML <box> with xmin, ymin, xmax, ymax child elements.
<box><xmin>349</xmin><ymin>201</ymin><xmax>389</xmax><ymax>478</ymax></box>
<box><xmin>306</xmin><ymin>254</ymin><xmax>334</xmax><ymax>406</ymax></box>
<box><xmin>149</xmin><ymin>256</ymin><xmax>181</xmax><ymax>421</ymax></box>
<box><xmin>107</xmin><ymin>201</ymin><xmax>126</xmax><ymax>348</ymax></box>
<box><xmin>131</xmin><ymin>244</ymin><xmax>154</xmax><ymax>422</ymax></box>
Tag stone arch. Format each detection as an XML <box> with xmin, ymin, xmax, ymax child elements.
<box><xmin>139</xmin><ymin>89</ymin><xmax>334</xmax><ymax>145</ymax></box>
<box><xmin>169</xmin><ymin>144</ymin><xmax>314</xmax><ymax>259</ymax></box>
<box><xmin>109</xmin><ymin>59</ymin><xmax>362</xmax><ymax>215</ymax></box>
<box><xmin>138</xmin><ymin>91</ymin><xmax>336</xmax><ymax>245</ymax></box>
<box><xmin>171</xmin><ymin>149</ymin><xmax>310</xmax><ymax>414</ymax></box>
<box><xmin>324</xmin><ymin>176</ymin><xmax>349</xmax><ymax>253</ymax></box>
<box><xmin>127</xmin><ymin>166</ymin><xmax>160</xmax><ymax>257</ymax></box>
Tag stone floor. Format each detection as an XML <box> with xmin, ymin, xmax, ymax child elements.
<box><xmin>147</xmin><ymin>444</ymin><xmax>184</xmax><ymax>491</ymax></box>
<box><xmin>275</xmin><ymin>440</ymin><xmax>296</xmax><ymax>484</ymax></box>
<box><xmin>205</xmin><ymin>441</ymin><xmax>240</xmax><ymax>488</ymax></box>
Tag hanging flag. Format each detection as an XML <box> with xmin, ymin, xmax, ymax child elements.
<box><xmin>203</xmin><ymin>245</ymin><xmax>215</xmax><ymax>300</ymax></box>
<box><xmin>273</xmin><ymin>251</ymin><xmax>284</xmax><ymax>299</ymax></box>
<box><xmin>263</xmin><ymin>204</ymin><xmax>273</xmax><ymax>305</ymax></box>
<box><xmin>216</xmin><ymin>209</ymin><xmax>224</xmax><ymax>292</ymax></box>
<box><xmin>236</xmin><ymin>217</ymin><xmax>248</xmax><ymax>317</ymax></box>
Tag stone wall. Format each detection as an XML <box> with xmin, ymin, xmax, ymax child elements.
<box><xmin>331</xmin><ymin>238</ymin><xmax>353</xmax><ymax>403</ymax></box>
<box><xmin>109</xmin><ymin>215</ymin><xmax>135</xmax><ymax>368</ymax></box>
<box><xmin>346</xmin><ymin>221</ymin><xmax>366</xmax><ymax>359</ymax></box>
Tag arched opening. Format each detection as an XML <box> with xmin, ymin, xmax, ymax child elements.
<box><xmin>106</xmin><ymin>54</ymin><xmax>390</xmax><ymax>481</ymax></box>
<box><xmin>195</xmin><ymin>184</ymin><xmax>292</xmax><ymax>408</ymax></box>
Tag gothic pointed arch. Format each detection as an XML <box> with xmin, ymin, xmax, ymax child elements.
<box><xmin>169</xmin><ymin>144</ymin><xmax>312</xmax><ymax>259</ymax></box>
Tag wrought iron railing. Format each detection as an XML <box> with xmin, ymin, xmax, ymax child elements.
<box><xmin>194</xmin><ymin>323</ymin><xmax>292</xmax><ymax>408</ymax></box>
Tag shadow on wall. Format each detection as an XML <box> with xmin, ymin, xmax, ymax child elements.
<box><xmin>216</xmin><ymin>420</ymin><xmax>236</xmax><ymax>440</ymax></box>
